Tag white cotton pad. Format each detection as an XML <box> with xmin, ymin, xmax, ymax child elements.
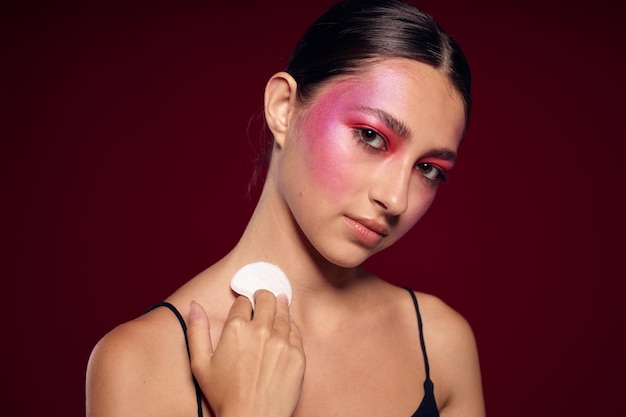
<box><xmin>230</xmin><ymin>262</ymin><xmax>292</xmax><ymax>310</ymax></box>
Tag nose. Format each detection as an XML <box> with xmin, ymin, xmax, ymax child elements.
<box><xmin>369</xmin><ymin>162</ymin><xmax>411</xmax><ymax>216</ymax></box>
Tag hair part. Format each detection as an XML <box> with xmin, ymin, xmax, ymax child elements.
<box><xmin>285</xmin><ymin>0</ymin><xmax>471</xmax><ymax>121</ymax></box>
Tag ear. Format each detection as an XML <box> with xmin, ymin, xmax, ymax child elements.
<box><xmin>264</xmin><ymin>71</ymin><xmax>298</xmax><ymax>148</ymax></box>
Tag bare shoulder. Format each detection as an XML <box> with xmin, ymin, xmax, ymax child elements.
<box><xmin>410</xmin><ymin>291</ymin><xmax>486</xmax><ymax>417</ymax></box>
<box><xmin>86</xmin><ymin>305</ymin><xmax>199</xmax><ymax>417</ymax></box>
<box><xmin>412</xmin><ymin>292</ymin><xmax>475</xmax><ymax>345</ymax></box>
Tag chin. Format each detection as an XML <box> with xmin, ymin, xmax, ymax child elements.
<box><xmin>316</xmin><ymin>242</ymin><xmax>384</xmax><ymax>269</ymax></box>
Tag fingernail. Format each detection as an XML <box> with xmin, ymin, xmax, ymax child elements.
<box><xmin>277</xmin><ymin>294</ymin><xmax>289</xmax><ymax>305</ymax></box>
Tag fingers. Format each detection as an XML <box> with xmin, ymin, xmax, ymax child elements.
<box><xmin>253</xmin><ymin>291</ymin><xmax>296</xmax><ymax>339</ymax></box>
<box><xmin>223</xmin><ymin>291</ymin><xmax>300</xmax><ymax>350</ymax></box>
<box><xmin>273</xmin><ymin>293</ymin><xmax>292</xmax><ymax>338</ymax></box>
<box><xmin>187</xmin><ymin>301</ymin><xmax>214</xmax><ymax>375</ymax></box>
<box><xmin>289</xmin><ymin>316</ymin><xmax>304</xmax><ymax>351</ymax></box>
<box><xmin>253</xmin><ymin>290</ymin><xmax>278</xmax><ymax>326</ymax></box>
<box><xmin>230</xmin><ymin>290</ymin><xmax>297</xmax><ymax>343</ymax></box>
<box><xmin>227</xmin><ymin>294</ymin><xmax>254</xmax><ymax>322</ymax></box>
<box><xmin>187</xmin><ymin>293</ymin><xmax>305</xmax><ymax>417</ymax></box>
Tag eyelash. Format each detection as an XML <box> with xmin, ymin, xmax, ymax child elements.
<box><xmin>416</xmin><ymin>163</ymin><xmax>448</xmax><ymax>183</ymax></box>
<box><xmin>353</xmin><ymin>127</ymin><xmax>448</xmax><ymax>184</ymax></box>
<box><xmin>354</xmin><ymin>127</ymin><xmax>387</xmax><ymax>151</ymax></box>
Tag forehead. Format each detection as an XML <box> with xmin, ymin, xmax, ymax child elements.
<box><xmin>301</xmin><ymin>58</ymin><xmax>466</xmax><ymax>147</ymax></box>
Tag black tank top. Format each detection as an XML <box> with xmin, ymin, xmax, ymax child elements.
<box><xmin>147</xmin><ymin>286</ymin><xmax>439</xmax><ymax>417</ymax></box>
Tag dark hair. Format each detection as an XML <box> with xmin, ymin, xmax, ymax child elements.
<box><xmin>286</xmin><ymin>0</ymin><xmax>471</xmax><ymax>119</ymax></box>
<box><xmin>251</xmin><ymin>0</ymin><xmax>471</xmax><ymax>192</ymax></box>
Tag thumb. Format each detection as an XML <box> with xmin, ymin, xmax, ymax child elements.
<box><xmin>187</xmin><ymin>300</ymin><xmax>214</xmax><ymax>377</ymax></box>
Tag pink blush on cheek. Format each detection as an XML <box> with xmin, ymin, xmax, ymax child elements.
<box><xmin>299</xmin><ymin>87</ymin><xmax>364</xmax><ymax>199</ymax></box>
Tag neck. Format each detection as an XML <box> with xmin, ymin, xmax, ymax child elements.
<box><xmin>216</xmin><ymin>179</ymin><xmax>372</xmax><ymax>321</ymax></box>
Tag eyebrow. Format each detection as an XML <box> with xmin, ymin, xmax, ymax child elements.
<box><xmin>423</xmin><ymin>148</ymin><xmax>458</xmax><ymax>163</ymax></box>
<box><xmin>357</xmin><ymin>106</ymin><xmax>411</xmax><ymax>139</ymax></box>
<box><xmin>357</xmin><ymin>106</ymin><xmax>458</xmax><ymax>162</ymax></box>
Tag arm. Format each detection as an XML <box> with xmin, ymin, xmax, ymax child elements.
<box><xmin>86</xmin><ymin>315</ymin><xmax>199</xmax><ymax>417</ymax></box>
<box><xmin>187</xmin><ymin>290</ymin><xmax>306</xmax><ymax>417</ymax></box>
<box><xmin>438</xmin><ymin>316</ymin><xmax>485</xmax><ymax>417</ymax></box>
<box><xmin>418</xmin><ymin>293</ymin><xmax>485</xmax><ymax>417</ymax></box>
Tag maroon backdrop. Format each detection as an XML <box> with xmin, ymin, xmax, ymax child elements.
<box><xmin>3</xmin><ymin>1</ymin><xmax>625</xmax><ymax>416</ymax></box>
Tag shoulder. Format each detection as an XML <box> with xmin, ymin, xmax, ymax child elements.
<box><xmin>407</xmin><ymin>291</ymin><xmax>478</xmax><ymax>372</ymax></box>
<box><xmin>410</xmin><ymin>290</ymin><xmax>486</xmax><ymax>417</ymax></box>
<box><xmin>412</xmin><ymin>291</ymin><xmax>475</xmax><ymax>346</ymax></box>
<box><xmin>86</xmin><ymin>304</ymin><xmax>198</xmax><ymax>417</ymax></box>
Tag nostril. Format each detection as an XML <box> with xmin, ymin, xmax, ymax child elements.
<box><xmin>374</xmin><ymin>198</ymin><xmax>388</xmax><ymax>210</ymax></box>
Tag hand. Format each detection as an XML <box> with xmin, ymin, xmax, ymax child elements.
<box><xmin>187</xmin><ymin>291</ymin><xmax>305</xmax><ymax>417</ymax></box>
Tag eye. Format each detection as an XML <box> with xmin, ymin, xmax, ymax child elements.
<box><xmin>356</xmin><ymin>128</ymin><xmax>387</xmax><ymax>150</ymax></box>
<box><xmin>416</xmin><ymin>163</ymin><xmax>447</xmax><ymax>183</ymax></box>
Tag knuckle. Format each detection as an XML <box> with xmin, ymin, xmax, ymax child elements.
<box><xmin>293</xmin><ymin>351</ymin><xmax>306</xmax><ymax>370</ymax></box>
<box><xmin>253</xmin><ymin>325</ymin><xmax>272</xmax><ymax>340</ymax></box>
<box><xmin>268</xmin><ymin>335</ymin><xmax>289</xmax><ymax>349</ymax></box>
<box><xmin>285</xmin><ymin>345</ymin><xmax>306</xmax><ymax>371</ymax></box>
<box><xmin>227</xmin><ymin>316</ymin><xmax>247</xmax><ymax>328</ymax></box>
<box><xmin>225</xmin><ymin>316</ymin><xmax>248</xmax><ymax>334</ymax></box>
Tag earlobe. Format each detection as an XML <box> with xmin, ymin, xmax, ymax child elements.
<box><xmin>264</xmin><ymin>72</ymin><xmax>298</xmax><ymax>147</ymax></box>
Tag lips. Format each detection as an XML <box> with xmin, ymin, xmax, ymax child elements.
<box><xmin>343</xmin><ymin>215</ymin><xmax>389</xmax><ymax>248</ymax></box>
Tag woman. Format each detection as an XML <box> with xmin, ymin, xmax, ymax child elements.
<box><xmin>86</xmin><ymin>1</ymin><xmax>485</xmax><ymax>416</ymax></box>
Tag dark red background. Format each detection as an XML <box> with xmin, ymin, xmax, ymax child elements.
<box><xmin>3</xmin><ymin>1</ymin><xmax>625</xmax><ymax>415</ymax></box>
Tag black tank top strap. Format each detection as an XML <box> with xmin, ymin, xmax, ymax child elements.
<box><xmin>403</xmin><ymin>287</ymin><xmax>431</xmax><ymax>380</ymax></box>
<box><xmin>146</xmin><ymin>293</ymin><xmax>436</xmax><ymax>417</ymax></box>
<box><xmin>403</xmin><ymin>287</ymin><xmax>440</xmax><ymax>417</ymax></box>
<box><xmin>146</xmin><ymin>302</ymin><xmax>204</xmax><ymax>417</ymax></box>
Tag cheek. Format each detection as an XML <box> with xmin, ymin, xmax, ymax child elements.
<box><xmin>399</xmin><ymin>189</ymin><xmax>438</xmax><ymax>233</ymax></box>
<box><xmin>300</xmin><ymin>110</ymin><xmax>358</xmax><ymax>199</ymax></box>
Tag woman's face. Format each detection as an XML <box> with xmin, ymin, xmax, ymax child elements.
<box><xmin>275</xmin><ymin>58</ymin><xmax>466</xmax><ymax>268</ymax></box>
